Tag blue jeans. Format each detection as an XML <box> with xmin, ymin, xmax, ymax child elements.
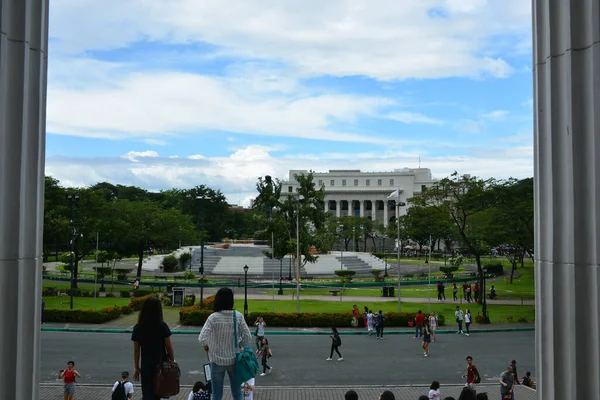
<box><xmin>210</xmin><ymin>362</ymin><xmax>242</xmax><ymax>400</ymax></box>
<box><xmin>415</xmin><ymin>325</ymin><xmax>423</xmax><ymax>337</ymax></box>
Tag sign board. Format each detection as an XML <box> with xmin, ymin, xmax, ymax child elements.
<box><xmin>172</xmin><ymin>287</ymin><xmax>185</xmax><ymax>306</ymax></box>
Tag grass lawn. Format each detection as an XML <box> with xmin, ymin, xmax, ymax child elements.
<box><xmin>43</xmin><ymin>296</ymin><xmax>131</xmax><ymax>310</ymax></box>
<box><xmin>43</xmin><ymin>282</ymin><xmax>133</xmax><ymax>291</ymax></box>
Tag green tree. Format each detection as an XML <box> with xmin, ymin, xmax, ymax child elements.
<box><xmin>412</xmin><ymin>172</ymin><xmax>496</xmax><ymax>319</ymax></box>
<box><xmin>402</xmin><ymin>204</ymin><xmax>453</xmax><ymax>259</ymax></box>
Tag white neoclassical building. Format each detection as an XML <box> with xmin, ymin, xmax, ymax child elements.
<box><xmin>282</xmin><ymin>168</ymin><xmax>436</xmax><ymax>226</ymax></box>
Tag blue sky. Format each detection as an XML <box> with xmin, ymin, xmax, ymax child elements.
<box><xmin>45</xmin><ymin>0</ymin><xmax>533</xmax><ymax>206</ymax></box>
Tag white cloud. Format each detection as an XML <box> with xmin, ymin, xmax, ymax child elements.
<box><xmin>144</xmin><ymin>139</ymin><xmax>168</xmax><ymax>146</ymax></box>
<box><xmin>46</xmin><ymin>143</ymin><xmax>533</xmax><ymax>207</ymax></box>
<box><xmin>49</xmin><ymin>0</ymin><xmax>531</xmax><ymax>81</ymax></box>
<box><xmin>122</xmin><ymin>150</ymin><xmax>160</xmax><ymax>162</ymax></box>
<box><xmin>387</xmin><ymin>112</ymin><xmax>443</xmax><ymax>125</ymax></box>
<box><xmin>481</xmin><ymin>110</ymin><xmax>510</xmax><ymax>119</ymax></box>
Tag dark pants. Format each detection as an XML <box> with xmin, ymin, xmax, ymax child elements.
<box><xmin>262</xmin><ymin>359</ymin><xmax>271</xmax><ymax>373</ymax></box>
<box><xmin>457</xmin><ymin>320</ymin><xmax>463</xmax><ymax>332</ymax></box>
<box><xmin>376</xmin><ymin>325</ymin><xmax>383</xmax><ymax>337</ymax></box>
<box><xmin>415</xmin><ymin>325</ymin><xmax>423</xmax><ymax>338</ymax></box>
<box><xmin>256</xmin><ymin>335</ymin><xmax>264</xmax><ymax>350</ymax></box>
<box><xmin>465</xmin><ymin>322</ymin><xmax>471</xmax><ymax>334</ymax></box>
<box><xmin>330</xmin><ymin>344</ymin><xmax>342</xmax><ymax>358</ymax></box>
<box><xmin>453</xmin><ymin>291</ymin><xmax>458</xmax><ymax>300</ymax></box>
<box><xmin>141</xmin><ymin>366</ymin><xmax>160</xmax><ymax>400</ymax></box>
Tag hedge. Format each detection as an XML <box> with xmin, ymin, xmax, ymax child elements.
<box><xmin>44</xmin><ymin>294</ymin><xmax>158</xmax><ymax>323</ymax></box>
<box><xmin>178</xmin><ymin>308</ymin><xmax>446</xmax><ymax>328</ymax></box>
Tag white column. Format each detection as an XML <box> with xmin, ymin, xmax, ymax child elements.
<box><xmin>0</xmin><ymin>1</ymin><xmax>49</xmax><ymax>399</ymax></box>
<box><xmin>383</xmin><ymin>201</ymin><xmax>389</xmax><ymax>226</ymax></box>
<box><xmin>534</xmin><ymin>1</ymin><xmax>600</xmax><ymax>398</ymax></box>
<box><xmin>359</xmin><ymin>200</ymin><xmax>364</xmax><ymax>218</ymax></box>
<box><xmin>371</xmin><ymin>200</ymin><xmax>376</xmax><ymax>222</ymax></box>
<box><xmin>335</xmin><ymin>200</ymin><xmax>341</xmax><ymax>218</ymax></box>
<box><xmin>324</xmin><ymin>199</ymin><xmax>329</xmax><ymax>213</ymax></box>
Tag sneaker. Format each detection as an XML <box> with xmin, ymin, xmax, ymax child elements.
<box><xmin>424</xmin><ymin>354</ymin><xmax>428</xmax><ymax>357</ymax></box>
<box><xmin>268</xmin><ymin>367</ymin><xmax>273</xmax><ymax>374</ymax></box>
<box><xmin>465</xmin><ymin>333</ymin><xmax>470</xmax><ymax>336</ymax></box>
<box><xmin>260</xmin><ymin>373</ymin><xmax>266</xmax><ymax>376</ymax></box>
<box><xmin>456</xmin><ymin>331</ymin><xmax>461</xmax><ymax>334</ymax></box>
<box><xmin>337</xmin><ymin>357</ymin><xmax>343</xmax><ymax>361</ymax></box>
<box><xmin>326</xmin><ymin>358</ymin><xmax>332</xmax><ymax>361</ymax></box>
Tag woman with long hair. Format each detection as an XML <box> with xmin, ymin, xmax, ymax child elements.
<box><xmin>256</xmin><ymin>337</ymin><xmax>272</xmax><ymax>376</ymax></box>
<box><xmin>199</xmin><ymin>287</ymin><xmax>252</xmax><ymax>400</ymax></box>
<box><xmin>327</xmin><ymin>327</ymin><xmax>343</xmax><ymax>361</ymax></box>
<box><xmin>131</xmin><ymin>296</ymin><xmax>175</xmax><ymax>400</ymax></box>
<box><xmin>465</xmin><ymin>309</ymin><xmax>472</xmax><ymax>337</ymax></box>
<box><xmin>421</xmin><ymin>321</ymin><xmax>431</xmax><ymax>357</ymax></box>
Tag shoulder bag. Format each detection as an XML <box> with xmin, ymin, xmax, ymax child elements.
<box><xmin>233</xmin><ymin>310</ymin><xmax>260</xmax><ymax>383</ymax></box>
<box><xmin>154</xmin><ymin>335</ymin><xmax>181</xmax><ymax>397</ymax></box>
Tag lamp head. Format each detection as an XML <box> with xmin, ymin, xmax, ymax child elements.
<box><xmin>243</xmin><ymin>265</ymin><xmax>249</xmax><ymax>273</ymax></box>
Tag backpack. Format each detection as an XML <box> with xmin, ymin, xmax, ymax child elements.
<box><xmin>472</xmin><ymin>366</ymin><xmax>481</xmax><ymax>383</ymax></box>
<box><xmin>112</xmin><ymin>381</ymin><xmax>126</xmax><ymax>400</ymax></box>
<box><xmin>335</xmin><ymin>334</ymin><xmax>342</xmax><ymax>346</ymax></box>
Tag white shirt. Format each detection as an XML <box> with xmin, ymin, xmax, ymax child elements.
<box><xmin>112</xmin><ymin>380</ymin><xmax>134</xmax><ymax>398</ymax></box>
<box><xmin>455</xmin><ymin>310</ymin><xmax>464</xmax><ymax>321</ymax></box>
<box><xmin>242</xmin><ymin>378</ymin><xmax>255</xmax><ymax>400</ymax></box>
<box><xmin>465</xmin><ymin>312</ymin><xmax>471</xmax><ymax>323</ymax></box>
<box><xmin>255</xmin><ymin>321</ymin><xmax>266</xmax><ymax>336</ymax></box>
<box><xmin>199</xmin><ymin>310</ymin><xmax>252</xmax><ymax>366</ymax></box>
<box><xmin>428</xmin><ymin>389</ymin><xmax>441</xmax><ymax>399</ymax></box>
<box><xmin>367</xmin><ymin>312</ymin><xmax>373</xmax><ymax>326</ymax></box>
<box><xmin>429</xmin><ymin>316</ymin><xmax>437</xmax><ymax>327</ymax></box>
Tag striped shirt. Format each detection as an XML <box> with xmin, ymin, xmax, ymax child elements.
<box><xmin>199</xmin><ymin>310</ymin><xmax>252</xmax><ymax>366</ymax></box>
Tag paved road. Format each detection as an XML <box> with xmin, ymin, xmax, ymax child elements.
<box><xmin>41</xmin><ymin>331</ymin><xmax>535</xmax><ymax>386</ymax></box>
<box><xmin>40</xmin><ymin>383</ymin><xmax>537</xmax><ymax>400</ymax></box>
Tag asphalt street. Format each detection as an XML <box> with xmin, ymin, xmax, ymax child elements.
<box><xmin>42</xmin><ymin>330</ymin><xmax>535</xmax><ymax>386</ymax></box>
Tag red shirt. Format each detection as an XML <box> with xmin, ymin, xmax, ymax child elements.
<box><xmin>466</xmin><ymin>365</ymin><xmax>478</xmax><ymax>383</ymax></box>
<box><xmin>63</xmin><ymin>369</ymin><xmax>76</xmax><ymax>384</ymax></box>
<box><xmin>415</xmin><ymin>314</ymin><xmax>425</xmax><ymax>326</ymax></box>
<box><xmin>352</xmin><ymin>308</ymin><xmax>359</xmax><ymax>318</ymax></box>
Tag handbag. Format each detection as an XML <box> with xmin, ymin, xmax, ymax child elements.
<box><xmin>233</xmin><ymin>310</ymin><xmax>260</xmax><ymax>384</ymax></box>
<box><xmin>154</xmin><ymin>339</ymin><xmax>181</xmax><ymax>397</ymax></box>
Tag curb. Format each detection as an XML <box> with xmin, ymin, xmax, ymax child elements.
<box><xmin>42</xmin><ymin>327</ymin><xmax>534</xmax><ymax>334</ymax></box>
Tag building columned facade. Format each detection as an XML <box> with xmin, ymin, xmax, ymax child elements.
<box><xmin>282</xmin><ymin>168</ymin><xmax>436</xmax><ymax>226</ymax></box>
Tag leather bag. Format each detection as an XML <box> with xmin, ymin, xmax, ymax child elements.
<box><xmin>154</xmin><ymin>347</ymin><xmax>181</xmax><ymax>397</ymax></box>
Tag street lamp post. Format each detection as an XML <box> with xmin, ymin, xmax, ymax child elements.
<box><xmin>395</xmin><ymin>201</ymin><xmax>406</xmax><ymax>313</ymax></box>
<box><xmin>278</xmin><ymin>258</ymin><xmax>283</xmax><ymax>295</ymax></box>
<box><xmin>295</xmin><ymin>199</ymin><xmax>301</xmax><ymax>313</ymax></box>
<box><xmin>66</xmin><ymin>193</ymin><xmax>80</xmax><ymax>310</ymax></box>
<box><xmin>243</xmin><ymin>264</ymin><xmax>249</xmax><ymax>318</ymax></box>
<box><xmin>196</xmin><ymin>195</ymin><xmax>211</xmax><ymax>307</ymax></box>
<box><xmin>189</xmin><ymin>247</ymin><xmax>192</xmax><ymax>271</ymax></box>
<box><xmin>339</xmin><ymin>224</ymin><xmax>344</xmax><ymax>271</ymax></box>
<box><xmin>383</xmin><ymin>237</ymin><xmax>388</xmax><ymax>277</ymax></box>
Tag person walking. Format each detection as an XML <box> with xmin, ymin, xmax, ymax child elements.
<box><xmin>112</xmin><ymin>371</ymin><xmax>134</xmax><ymax>399</ymax></box>
<box><xmin>326</xmin><ymin>327</ymin><xmax>343</xmax><ymax>361</ymax></box>
<box><xmin>367</xmin><ymin>310</ymin><xmax>374</xmax><ymax>335</ymax></box>
<box><xmin>414</xmin><ymin>310</ymin><xmax>426</xmax><ymax>338</ymax></box>
<box><xmin>500</xmin><ymin>365</ymin><xmax>515</xmax><ymax>399</ymax></box>
<box><xmin>131</xmin><ymin>296</ymin><xmax>175</xmax><ymax>400</ymax></box>
<box><xmin>453</xmin><ymin>283</ymin><xmax>459</xmax><ymax>301</ymax></box>
<box><xmin>256</xmin><ymin>338</ymin><xmax>272</xmax><ymax>376</ymax></box>
<box><xmin>455</xmin><ymin>306</ymin><xmax>464</xmax><ymax>334</ymax></box>
<box><xmin>352</xmin><ymin>305</ymin><xmax>360</xmax><ymax>327</ymax></box>
<box><xmin>421</xmin><ymin>321</ymin><xmax>431</xmax><ymax>357</ymax></box>
<box><xmin>429</xmin><ymin>312</ymin><xmax>438</xmax><ymax>342</ymax></box>
<box><xmin>472</xmin><ymin>283</ymin><xmax>479</xmax><ymax>303</ymax></box>
<box><xmin>59</xmin><ymin>361</ymin><xmax>81</xmax><ymax>400</ymax></box>
<box><xmin>510</xmin><ymin>360</ymin><xmax>521</xmax><ymax>385</ymax></box>
<box><xmin>437</xmin><ymin>282</ymin><xmax>444</xmax><ymax>302</ymax></box>
<box><xmin>463</xmin><ymin>356</ymin><xmax>480</xmax><ymax>390</ymax></box>
<box><xmin>363</xmin><ymin>306</ymin><xmax>369</xmax><ymax>329</ymax></box>
<box><xmin>466</xmin><ymin>285</ymin><xmax>472</xmax><ymax>303</ymax></box>
<box><xmin>254</xmin><ymin>316</ymin><xmax>266</xmax><ymax>351</ymax></box>
<box><xmin>199</xmin><ymin>287</ymin><xmax>252</xmax><ymax>400</ymax></box>
<box><xmin>375</xmin><ymin>310</ymin><xmax>384</xmax><ymax>339</ymax></box>
<box><xmin>464</xmin><ymin>309</ymin><xmax>472</xmax><ymax>336</ymax></box>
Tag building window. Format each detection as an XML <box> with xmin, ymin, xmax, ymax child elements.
<box><xmin>318</xmin><ymin>180</ymin><xmax>323</xmax><ymax>186</ymax></box>
<box><xmin>342</xmin><ymin>179</ymin><xmax>347</xmax><ymax>186</ymax></box>
<box><xmin>354</xmin><ymin>179</ymin><xmax>358</xmax><ymax>186</ymax></box>
<box><xmin>390</xmin><ymin>178</ymin><xmax>394</xmax><ymax>186</ymax></box>
<box><xmin>330</xmin><ymin>180</ymin><xmax>335</xmax><ymax>186</ymax></box>
<box><xmin>288</xmin><ymin>186</ymin><xmax>293</xmax><ymax>193</ymax></box>
<box><xmin>366</xmin><ymin>179</ymin><xmax>370</xmax><ymax>186</ymax></box>
<box><xmin>421</xmin><ymin>185</ymin><xmax>427</xmax><ymax>192</ymax></box>
<box><xmin>377</xmin><ymin>179</ymin><xmax>382</xmax><ymax>186</ymax></box>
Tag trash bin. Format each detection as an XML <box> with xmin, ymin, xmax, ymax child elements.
<box><xmin>382</xmin><ymin>286</ymin><xmax>389</xmax><ymax>297</ymax></box>
<box><xmin>388</xmin><ymin>286</ymin><xmax>395</xmax><ymax>297</ymax></box>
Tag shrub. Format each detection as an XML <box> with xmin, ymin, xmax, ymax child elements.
<box><xmin>42</xmin><ymin>287</ymin><xmax>58</xmax><ymax>296</ymax></box>
<box><xmin>44</xmin><ymin>306</ymin><xmax>122</xmax><ymax>324</ymax></box>
<box><xmin>93</xmin><ymin>266</ymin><xmax>113</xmax><ymax>277</ymax></box>
<box><xmin>128</xmin><ymin>294</ymin><xmax>159</xmax><ymax>311</ymax></box>
<box><xmin>114</xmin><ymin>268</ymin><xmax>133</xmax><ymax>280</ymax></box>
<box><xmin>184</xmin><ymin>295</ymin><xmax>195</xmax><ymax>307</ymax></box>
<box><xmin>334</xmin><ymin>270</ymin><xmax>356</xmax><ymax>282</ymax></box>
<box><xmin>179</xmin><ymin>252</ymin><xmax>192</xmax><ymax>269</ymax></box>
<box><xmin>161</xmin><ymin>296</ymin><xmax>172</xmax><ymax>307</ymax></box>
<box><xmin>133</xmin><ymin>289</ymin><xmax>154</xmax><ymax>298</ymax></box>
<box><xmin>474</xmin><ymin>314</ymin><xmax>486</xmax><ymax>324</ymax></box>
<box><xmin>183</xmin><ymin>271</ymin><xmax>196</xmax><ymax>280</ymax></box>
<box><xmin>439</xmin><ymin>266</ymin><xmax>459</xmax><ymax>275</ymax></box>
<box><xmin>162</xmin><ymin>255</ymin><xmax>179</xmax><ymax>272</ymax></box>
<box><xmin>119</xmin><ymin>289</ymin><xmax>132</xmax><ymax>298</ymax></box>
<box><xmin>200</xmin><ymin>295</ymin><xmax>216</xmax><ymax>310</ymax></box>
<box><xmin>484</xmin><ymin>263</ymin><xmax>504</xmax><ymax>275</ymax></box>
<box><xmin>371</xmin><ymin>269</ymin><xmax>384</xmax><ymax>282</ymax></box>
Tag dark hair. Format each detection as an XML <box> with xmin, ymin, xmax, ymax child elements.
<box><xmin>418</xmin><ymin>396</ymin><xmax>429</xmax><ymax>400</ymax></box>
<box><xmin>466</xmin><ymin>356</ymin><xmax>473</xmax><ymax>361</ymax></box>
<box><xmin>193</xmin><ymin>381</ymin><xmax>206</xmax><ymax>392</ymax></box>
<box><xmin>511</xmin><ymin>360</ymin><xmax>516</xmax><ymax>364</ymax></box>
<box><xmin>263</xmin><ymin>337</ymin><xmax>269</xmax><ymax>345</ymax></box>
<box><xmin>526</xmin><ymin>371</ymin><xmax>531</xmax><ymax>376</ymax></box>
<box><xmin>457</xmin><ymin>387</ymin><xmax>476</xmax><ymax>400</ymax></box>
<box><xmin>214</xmin><ymin>287</ymin><xmax>235</xmax><ymax>311</ymax></box>
<box><xmin>417</xmin><ymin>310</ymin><xmax>422</xmax><ymax>314</ymax></box>
<box><xmin>345</xmin><ymin>390</ymin><xmax>358</xmax><ymax>400</ymax></box>
<box><xmin>138</xmin><ymin>296</ymin><xmax>164</xmax><ymax>327</ymax></box>
<box><xmin>331</xmin><ymin>327</ymin><xmax>339</xmax><ymax>334</ymax></box>
<box><xmin>443</xmin><ymin>398</ymin><xmax>456</xmax><ymax>400</ymax></box>
<box><xmin>475</xmin><ymin>393</ymin><xmax>488</xmax><ymax>400</ymax></box>
<box><xmin>67</xmin><ymin>361</ymin><xmax>75</xmax><ymax>366</ymax></box>
<box><xmin>380</xmin><ymin>390</ymin><xmax>395</xmax><ymax>400</ymax></box>
<box><xmin>430</xmin><ymin>380</ymin><xmax>440</xmax><ymax>390</ymax></box>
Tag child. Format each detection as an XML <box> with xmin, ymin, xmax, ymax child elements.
<box><xmin>112</xmin><ymin>371</ymin><xmax>134</xmax><ymax>399</ymax></box>
<box><xmin>428</xmin><ymin>380</ymin><xmax>441</xmax><ymax>399</ymax></box>
<box><xmin>327</xmin><ymin>327</ymin><xmax>343</xmax><ymax>361</ymax></box>
<box><xmin>188</xmin><ymin>381</ymin><xmax>210</xmax><ymax>400</ymax></box>
<box><xmin>257</xmin><ymin>337</ymin><xmax>273</xmax><ymax>375</ymax></box>
<box><xmin>59</xmin><ymin>361</ymin><xmax>81</xmax><ymax>400</ymax></box>
<box><xmin>242</xmin><ymin>378</ymin><xmax>255</xmax><ymax>400</ymax></box>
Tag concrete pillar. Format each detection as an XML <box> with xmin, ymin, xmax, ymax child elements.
<box><xmin>534</xmin><ymin>0</ymin><xmax>600</xmax><ymax>398</ymax></box>
<box><xmin>371</xmin><ymin>200</ymin><xmax>376</xmax><ymax>222</ymax></box>
<box><xmin>335</xmin><ymin>200</ymin><xmax>341</xmax><ymax>218</ymax></box>
<box><xmin>383</xmin><ymin>201</ymin><xmax>389</xmax><ymax>226</ymax></box>
<box><xmin>324</xmin><ymin>199</ymin><xmax>329</xmax><ymax>213</ymax></box>
<box><xmin>0</xmin><ymin>1</ymin><xmax>48</xmax><ymax>399</ymax></box>
<box><xmin>359</xmin><ymin>200</ymin><xmax>364</xmax><ymax>218</ymax></box>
